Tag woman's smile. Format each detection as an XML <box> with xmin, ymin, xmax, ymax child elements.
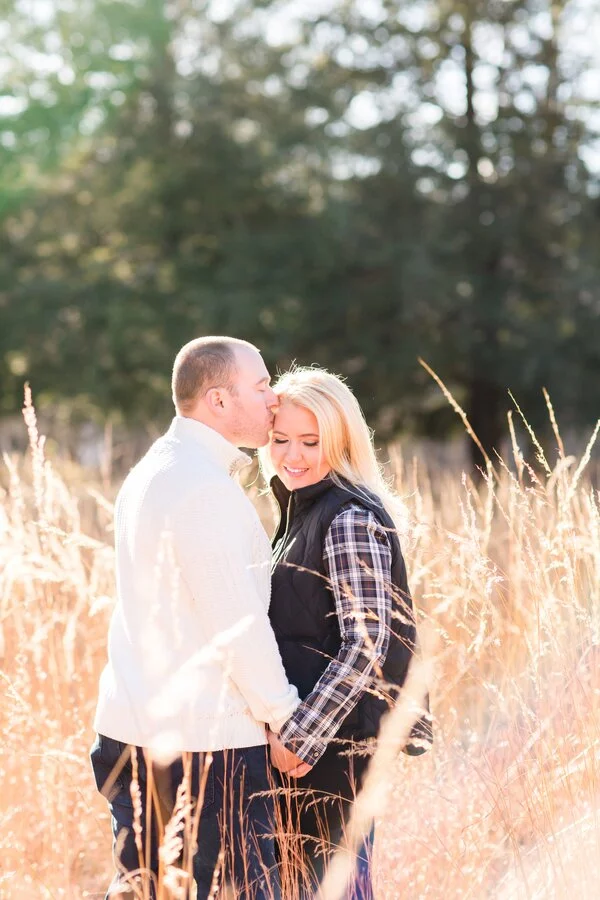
<box><xmin>283</xmin><ymin>465</ymin><xmax>309</xmax><ymax>478</ymax></box>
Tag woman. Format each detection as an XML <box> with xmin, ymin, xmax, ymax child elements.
<box><xmin>260</xmin><ymin>367</ymin><xmax>431</xmax><ymax>900</ymax></box>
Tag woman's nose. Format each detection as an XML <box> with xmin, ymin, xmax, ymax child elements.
<box><xmin>284</xmin><ymin>443</ymin><xmax>304</xmax><ymax>463</ymax></box>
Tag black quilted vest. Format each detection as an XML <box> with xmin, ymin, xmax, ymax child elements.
<box><xmin>269</xmin><ymin>474</ymin><xmax>431</xmax><ymax>751</ymax></box>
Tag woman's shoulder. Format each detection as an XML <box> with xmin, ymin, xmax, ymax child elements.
<box><xmin>330</xmin><ymin>478</ymin><xmax>384</xmax><ymax>512</ymax></box>
<box><xmin>331</xmin><ymin>500</ymin><xmax>377</xmax><ymax>521</ymax></box>
<box><xmin>327</xmin><ymin>502</ymin><xmax>393</xmax><ymax>549</ymax></box>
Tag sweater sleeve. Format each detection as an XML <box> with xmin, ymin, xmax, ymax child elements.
<box><xmin>171</xmin><ymin>483</ymin><xmax>299</xmax><ymax>733</ymax></box>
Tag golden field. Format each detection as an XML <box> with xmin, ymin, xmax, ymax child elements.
<box><xmin>1</xmin><ymin>392</ymin><xmax>600</xmax><ymax>899</ymax></box>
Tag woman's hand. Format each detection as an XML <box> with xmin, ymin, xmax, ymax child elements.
<box><xmin>267</xmin><ymin>730</ymin><xmax>313</xmax><ymax>778</ymax></box>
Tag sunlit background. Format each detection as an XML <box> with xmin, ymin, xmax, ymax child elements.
<box><xmin>2</xmin><ymin>4</ymin><xmax>600</xmax><ymax>898</ymax></box>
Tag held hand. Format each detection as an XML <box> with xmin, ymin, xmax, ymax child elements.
<box><xmin>267</xmin><ymin>730</ymin><xmax>313</xmax><ymax>778</ymax></box>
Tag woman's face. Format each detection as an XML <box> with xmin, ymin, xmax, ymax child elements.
<box><xmin>269</xmin><ymin>402</ymin><xmax>331</xmax><ymax>490</ymax></box>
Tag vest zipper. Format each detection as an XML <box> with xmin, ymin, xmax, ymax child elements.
<box><xmin>273</xmin><ymin>490</ymin><xmax>296</xmax><ymax>557</ymax></box>
<box><xmin>282</xmin><ymin>491</ymin><xmax>295</xmax><ymax>544</ymax></box>
<box><xmin>287</xmin><ymin>492</ymin><xmax>295</xmax><ymax>522</ymax></box>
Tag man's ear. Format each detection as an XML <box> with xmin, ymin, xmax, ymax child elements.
<box><xmin>205</xmin><ymin>387</ymin><xmax>226</xmax><ymax>414</ymax></box>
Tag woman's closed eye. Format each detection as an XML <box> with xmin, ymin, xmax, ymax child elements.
<box><xmin>272</xmin><ymin>438</ymin><xmax>319</xmax><ymax>447</ymax></box>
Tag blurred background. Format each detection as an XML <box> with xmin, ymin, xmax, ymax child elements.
<box><xmin>2</xmin><ymin>5</ymin><xmax>600</xmax><ymax>897</ymax></box>
<box><xmin>1</xmin><ymin>0</ymin><xmax>599</xmax><ymax>473</ymax></box>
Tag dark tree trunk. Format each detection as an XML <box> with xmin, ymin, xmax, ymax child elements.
<box><xmin>467</xmin><ymin>378</ymin><xmax>505</xmax><ymax>474</ymax></box>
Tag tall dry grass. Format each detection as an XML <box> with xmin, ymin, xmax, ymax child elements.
<box><xmin>1</xmin><ymin>387</ymin><xmax>599</xmax><ymax>899</ymax></box>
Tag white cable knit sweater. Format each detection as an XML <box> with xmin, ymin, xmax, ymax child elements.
<box><xmin>93</xmin><ymin>415</ymin><xmax>299</xmax><ymax>754</ymax></box>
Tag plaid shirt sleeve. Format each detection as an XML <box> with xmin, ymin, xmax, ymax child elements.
<box><xmin>277</xmin><ymin>503</ymin><xmax>393</xmax><ymax>765</ymax></box>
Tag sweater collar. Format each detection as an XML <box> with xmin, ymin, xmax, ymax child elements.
<box><xmin>168</xmin><ymin>416</ymin><xmax>251</xmax><ymax>476</ymax></box>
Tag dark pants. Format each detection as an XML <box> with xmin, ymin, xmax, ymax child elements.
<box><xmin>277</xmin><ymin>743</ymin><xmax>374</xmax><ymax>900</ymax></box>
<box><xmin>90</xmin><ymin>734</ymin><xmax>280</xmax><ymax>899</ymax></box>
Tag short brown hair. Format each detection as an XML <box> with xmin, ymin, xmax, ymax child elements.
<box><xmin>172</xmin><ymin>336</ymin><xmax>256</xmax><ymax>414</ymax></box>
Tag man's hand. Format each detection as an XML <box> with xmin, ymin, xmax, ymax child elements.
<box><xmin>267</xmin><ymin>730</ymin><xmax>313</xmax><ymax>778</ymax></box>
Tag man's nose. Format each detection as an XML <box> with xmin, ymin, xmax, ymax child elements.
<box><xmin>266</xmin><ymin>388</ymin><xmax>279</xmax><ymax>410</ymax></box>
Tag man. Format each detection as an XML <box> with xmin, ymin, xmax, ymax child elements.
<box><xmin>91</xmin><ymin>336</ymin><xmax>308</xmax><ymax>899</ymax></box>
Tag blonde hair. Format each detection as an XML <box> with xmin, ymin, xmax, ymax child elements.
<box><xmin>261</xmin><ymin>366</ymin><xmax>407</xmax><ymax>533</ymax></box>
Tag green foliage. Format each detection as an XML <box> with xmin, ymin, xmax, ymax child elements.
<box><xmin>1</xmin><ymin>0</ymin><xmax>599</xmax><ymax>456</ymax></box>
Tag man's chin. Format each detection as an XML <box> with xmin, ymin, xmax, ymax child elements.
<box><xmin>253</xmin><ymin>429</ymin><xmax>272</xmax><ymax>449</ymax></box>
<box><xmin>239</xmin><ymin>432</ymin><xmax>270</xmax><ymax>451</ymax></box>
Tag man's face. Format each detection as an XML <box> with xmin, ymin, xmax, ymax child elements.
<box><xmin>225</xmin><ymin>347</ymin><xmax>278</xmax><ymax>448</ymax></box>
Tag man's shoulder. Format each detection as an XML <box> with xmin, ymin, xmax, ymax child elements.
<box><xmin>119</xmin><ymin>440</ymin><xmax>226</xmax><ymax>500</ymax></box>
<box><xmin>117</xmin><ymin>435</ymin><xmax>254</xmax><ymax>514</ymax></box>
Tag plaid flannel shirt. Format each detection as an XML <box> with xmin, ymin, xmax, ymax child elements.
<box><xmin>278</xmin><ymin>503</ymin><xmax>393</xmax><ymax>765</ymax></box>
